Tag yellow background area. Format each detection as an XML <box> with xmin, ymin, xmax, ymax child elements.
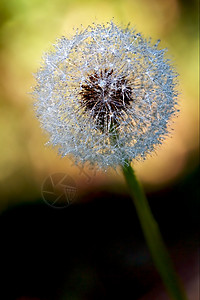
<box><xmin>0</xmin><ymin>0</ymin><xmax>199</xmax><ymax>211</ymax></box>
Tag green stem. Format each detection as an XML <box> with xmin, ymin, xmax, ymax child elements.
<box><xmin>122</xmin><ymin>161</ymin><xmax>188</xmax><ymax>300</ymax></box>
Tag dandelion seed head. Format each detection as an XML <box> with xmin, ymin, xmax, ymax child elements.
<box><xmin>32</xmin><ymin>21</ymin><xmax>179</xmax><ymax>169</ymax></box>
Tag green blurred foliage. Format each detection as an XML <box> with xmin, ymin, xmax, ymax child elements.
<box><xmin>0</xmin><ymin>0</ymin><xmax>199</xmax><ymax>211</ymax></box>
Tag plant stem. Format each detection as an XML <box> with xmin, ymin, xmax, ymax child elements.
<box><xmin>122</xmin><ymin>161</ymin><xmax>188</xmax><ymax>300</ymax></box>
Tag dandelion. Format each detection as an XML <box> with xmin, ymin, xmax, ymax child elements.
<box><xmin>32</xmin><ymin>22</ymin><xmax>187</xmax><ymax>300</ymax></box>
<box><xmin>33</xmin><ymin>21</ymin><xmax>178</xmax><ymax>169</ymax></box>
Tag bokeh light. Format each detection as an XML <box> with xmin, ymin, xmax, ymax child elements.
<box><xmin>0</xmin><ymin>0</ymin><xmax>199</xmax><ymax>210</ymax></box>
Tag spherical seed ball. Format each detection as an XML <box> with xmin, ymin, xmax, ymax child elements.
<box><xmin>32</xmin><ymin>21</ymin><xmax>178</xmax><ymax>169</ymax></box>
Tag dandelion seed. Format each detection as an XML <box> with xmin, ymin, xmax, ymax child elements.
<box><xmin>32</xmin><ymin>21</ymin><xmax>178</xmax><ymax>169</ymax></box>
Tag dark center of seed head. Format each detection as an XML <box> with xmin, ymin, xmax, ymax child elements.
<box><xmin>79</xmin><ymin>68</ymin><xmax>133</xmax><ymax>131</ymax></box>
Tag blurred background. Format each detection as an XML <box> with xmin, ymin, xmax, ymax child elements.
<box><xmin>0</xmin><ymin>0</ymin><xmax>199</xmax><ymax>299</ymax></box>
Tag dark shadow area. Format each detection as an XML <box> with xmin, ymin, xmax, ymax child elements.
<box><xmin>0</xmin><ymin>166</ymin><xmax>199</xmax><ymax>300</ymax></box>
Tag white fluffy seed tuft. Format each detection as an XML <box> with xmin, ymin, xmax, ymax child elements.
<box><xmin>32</xmin><ymin>21</ymin><xmax>179</xmax><ymax>169</ymax></box>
